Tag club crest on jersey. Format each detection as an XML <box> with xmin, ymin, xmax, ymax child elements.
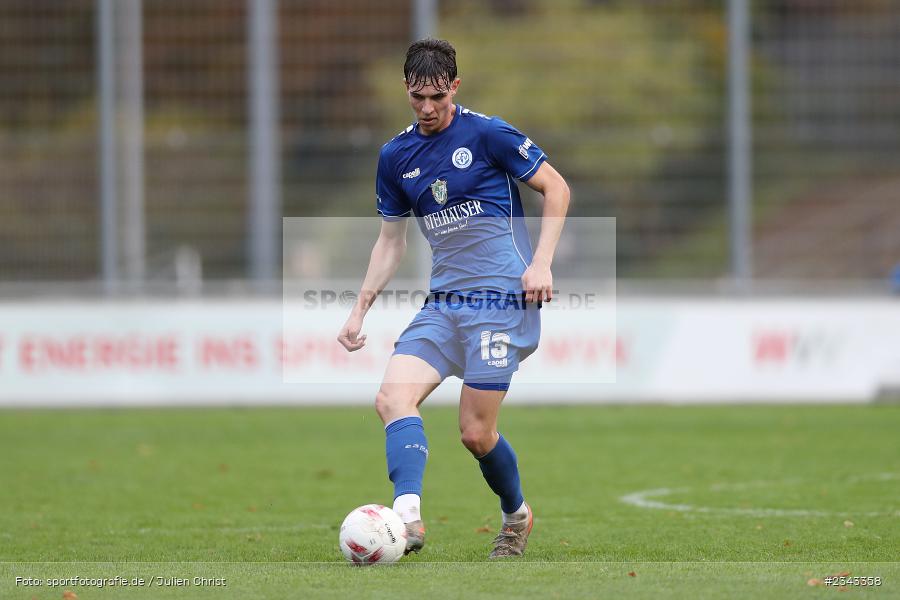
<box><xmin>430</xmin><ymin>178</ymin><xmax>448</xmax><ymax>205</ymax></box>
<box><xmin>452</xmin><ymin>147</ymin><xmax>472</xmax><ymax>169</ymax></box>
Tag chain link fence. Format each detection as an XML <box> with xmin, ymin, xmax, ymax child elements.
<box><xmin>1</xmin><ymin>0</ymin><xmax>898</xmax><ymax>288</ymax></box>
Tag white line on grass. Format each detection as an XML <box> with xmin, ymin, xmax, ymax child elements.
<box><xmin>131</xmin><ymin>523</ymin><xmax>333</xmax><ymax>535</ymax></box>
<box><xmin>620</xmin><ymin>472</ymin><xmax>900</xmax><ymax>518</ymax></box>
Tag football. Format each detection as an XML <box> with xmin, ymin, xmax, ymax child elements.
<box><xmin>338</xmin><ymin>504</ymin><xmax>407</xmax><ymax>565</ymax></box>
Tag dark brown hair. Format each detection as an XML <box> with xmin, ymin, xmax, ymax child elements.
<box><xmin>404</xmin><ymin>38</ymin><xmax>457</xmax><ymax>91</ymax></box>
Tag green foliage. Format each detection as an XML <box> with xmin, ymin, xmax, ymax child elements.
<box><xmin>367</xmin><ymin>0</ymin><xmax>738</xmax><ymax>277</ymax></box>
<box><xmin>371</xmin><ymin>0</ymin><xmax>726</xmax><ymax>194</ymax></box>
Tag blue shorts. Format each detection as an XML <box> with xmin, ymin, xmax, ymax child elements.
<box><xmin>393</xmin><ymin>292</ymin><xmax>541</xmax><ymax>391</ymax></box>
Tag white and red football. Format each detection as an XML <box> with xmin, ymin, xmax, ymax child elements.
<box><xmin>338</xmin><ymin>504</ymin><xmax>406</xmax><ymax>565</ymax></box>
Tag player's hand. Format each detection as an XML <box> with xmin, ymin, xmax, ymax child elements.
<box><xmin>521</xmin><ymin>259</ymin><xmax>553</xmax><ymax>303</ymax></box>
<box><xmin>337</xmin><ymin>313</ymin><xmax>367</xmax><ymax>352</ymax></box>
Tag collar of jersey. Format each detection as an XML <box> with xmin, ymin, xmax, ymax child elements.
<box><xmin>412</xmin><ymin>104</ymin><xmax>463</xmax><ymax>140</ymax></box>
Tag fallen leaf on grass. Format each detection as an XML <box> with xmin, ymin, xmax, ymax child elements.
<box><xmin>832</xmin><ymin>571</ymin><xmax>851</xmax><ymax>578</ymax></box>
<box><xmin>438</xmin><ymin>516</ymin><xmax>449</xmax><ymax>523</ymax></box>
<box><xmin>192</xmin><ymin>503</ymin><xmax>205</xmax><ymax>510</ymax></box>
<box><xmin>63</xmin><ymin>591</ymin><xmax>78</xmax><ymax>599</ymax></box>
<box><xmin>218</xmin><ymin>463</ymin><xmax>229</xmax><ymax>473</ymax></box>
<box><xmin>628</xmin><ymin>571</ymin><xmax>636</xmax><ymax>577</ymax></box>
<box><xmin>755</xmin><ymin>524</ymin><xmax>763</xmax><ymax>530</ymax></box>
<box><xmin>136</xmin><ymin>443</ymin><xmax>154</xmax><ymax>457</ymax></box>
<box><xmin>807</xmin><ymin>579</ymin><xmax>823</xmax><ymax>587</ymax></box>
<box><xmin>475</xmin><ymin>526</ymin><xmax>491</xmax><ymax>533</ymax></box>
<box><xmin>247</xmin><ymin>505</ymin><xmax>257</xmax><ymax>512</ymax></box>
<box><xmin>843</xmin><ymin>520</ymin><xmax>854</xmax><ymax>528</ymax></box>
<box><xmin>559</xmin><ymin>540</ymin><xmax>569</xmax><ymax>546</ymax></box>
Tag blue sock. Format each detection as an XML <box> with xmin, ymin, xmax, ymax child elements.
<box><xmin>476</xmin><ymin>434</ymin><xmax>524</xmax><ymax>514</ymax></box>
<box><xmin>385</xmin><ymin>416</ymin><xmax>428</xmax><ymax>499</ymax></box>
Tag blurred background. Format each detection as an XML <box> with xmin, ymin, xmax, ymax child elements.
<box><xmin>1</xmin><ymin>0</ymin><xmax>899</xmax><ymax>404</ymax></box>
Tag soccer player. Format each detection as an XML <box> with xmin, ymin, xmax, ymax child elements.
<box><xmin>338</xmin><ymin>38</ymin><xmax>569</xmax><ymax>559</ymax></box>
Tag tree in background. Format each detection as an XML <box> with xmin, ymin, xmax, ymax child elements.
<box><xmin>371</xmin><ymin>0</ymin><xmax>728</xmax><ymax>275</ymax></box>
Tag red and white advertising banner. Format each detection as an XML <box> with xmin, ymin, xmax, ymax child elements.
<box><xmin>1</xmin><ymin>299</ymin><xmax>899</xmax><ymax>406</ymax></box>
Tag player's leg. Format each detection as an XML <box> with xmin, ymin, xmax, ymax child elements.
<box><xmin>376</xmin><ymin>352</ymin><xmax>442</xmax><ymax>424</ymax></box>
<box><xmin>376</xmin><ymin>350</ymin><xmax>445</xmax><ymax>554</ymax></box>
<box><xmin>380</xmin><ymin>299</ymin><xmax>464</xmax><ymax>553</ymax></box>
<box><xmin>459</xmin><ymin>382</ymin><xmax>533</xmax><ymax>558</ymax></box>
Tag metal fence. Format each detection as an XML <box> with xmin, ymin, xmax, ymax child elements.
<box><xmin>1</xmin><ymin>0</ymin><xmax>899</xmax><ymax>290</ymax></box>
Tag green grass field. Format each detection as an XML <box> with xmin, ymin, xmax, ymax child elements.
<box><xmin>2</xmin><ymin>404</ymin><xmax>899</xmax><ymax>599</ymax></box>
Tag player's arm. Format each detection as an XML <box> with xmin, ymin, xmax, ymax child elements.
<box><xmin>521</xmin><ymin>161</ymin><xmax>570</xmax><ymax>303</ymax></box>
<box><xmin>337</xmin><ymin>218</ymin><xmax>408</xmax><ymax>352</ymax></box>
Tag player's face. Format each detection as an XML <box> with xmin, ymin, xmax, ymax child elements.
<box><xmin>406</xmin><ymin>78</ymin><xmax>460</xmax><ymax>135</ymax></box>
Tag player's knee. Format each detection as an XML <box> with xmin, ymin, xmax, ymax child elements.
<box><xmin>460</xmin><ymin>426</ymin><xmax>495</xmax><ymax>457</ymax></box>
<box><xmin>374</xmin><ymin>388</ymin><xmax>415</xmax><ymax>422</ymax></box>
<box><xmin>374</xmin><ymin>390</ymin><xmax>392</xmax><ymax>420</ymax></box>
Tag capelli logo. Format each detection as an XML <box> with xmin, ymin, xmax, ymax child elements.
<box><xmin>404</xmin><ymin>443</ymin><xmax>429</xmax><ymax>457</ymax></box>
<box><xmin>402</xmin><ymin>167</ymin><xmax>420</xmax><ymax>179</ymax></box>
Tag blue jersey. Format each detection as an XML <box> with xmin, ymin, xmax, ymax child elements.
<box><xmin>376</xmin><ymin>106</ymin><xmax>546</xmax><ymax>293</ymax></box>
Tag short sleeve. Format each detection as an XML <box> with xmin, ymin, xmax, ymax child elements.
<box><xmin>485</xmin><ymin>118</ymin><xmax>547</xmax><ymax>181</ymax></box>
<box><xmin>376</xmin><ymin>147</ymin><xmax>411</xmax><ymax>220</ymax></box>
